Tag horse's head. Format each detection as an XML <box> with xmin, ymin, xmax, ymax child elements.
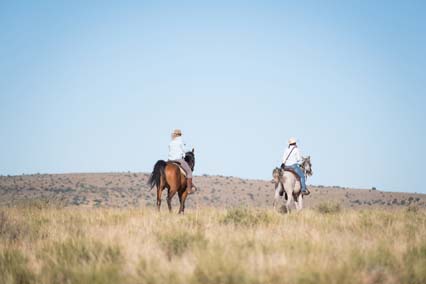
<box><xmin>184</xmin><ymin>148</ymin><xmax>195</xmax><ymax>171</ymax></box>
<box><xmin>301</xmin><ymin>156</ymin><xmax>313</xmax><ymax>176</ymax></box>
<box><xmin>272</xmin><ymin>167</ymin><xmax>283</xmax><ymax>184</ymax></box>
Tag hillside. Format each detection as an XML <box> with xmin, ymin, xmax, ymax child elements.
<box><xmin>0</xmin><ymin>173</ymin><xmax>425</xmax><ymax>210</ymax></box>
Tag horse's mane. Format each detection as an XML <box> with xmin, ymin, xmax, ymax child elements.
<box><xmin>185</xmin><ymin>151</ymin><xmax>194</xmax><ymax>162</ymax></box>
<box><xmin>302</xmin><ymin>157</ymin><xmax>313</xmax><ymax>176</ymax></box>
<box><xmin>184</xmin><ymin>151</ymin><xmax>195</xmax><ymax>170</ymax></box>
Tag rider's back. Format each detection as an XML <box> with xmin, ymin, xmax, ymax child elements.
<box><xmin>168</xmin><ymin>136</ymin><xmax>186</xmax><ymax>161</ymax></box>
<box><xmin>282</xmin><ymin>145</ymin><xmax>302</xmax><ymax>166</ymax></box>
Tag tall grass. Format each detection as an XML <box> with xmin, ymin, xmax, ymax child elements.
<box><xmin>0</xmin><ymin>206</ymin><xmax>425</xmax><ymax>284</ymax></box>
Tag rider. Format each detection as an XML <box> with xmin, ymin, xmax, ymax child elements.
<box><xmin>168</xmin><ymin>129</ymin><xmax>195</xmax><ymax>194</ymax></box>
<box><xmin>281</xmin><ymin>137</ymin><xmax>310</xmax><ymax>196</ymax></box>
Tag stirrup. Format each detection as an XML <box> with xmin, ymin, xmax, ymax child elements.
<box><xmin>187</xmin><ymin>186</ymin><xmax>197</xmax><ymax>195</ymax></box>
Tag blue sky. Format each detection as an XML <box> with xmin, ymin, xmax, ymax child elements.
<box><xmin>1</xmin><ymin>1</ymin><xmax>425</xmax><ymax>193</ymax></box>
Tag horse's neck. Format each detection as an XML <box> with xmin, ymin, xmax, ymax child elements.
<box><xmin>300</xmin><ymin>164</ymin><xmax>307</xmax><ymax>175</ymax></box>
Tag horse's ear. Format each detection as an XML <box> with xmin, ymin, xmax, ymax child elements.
<box><xmin>192</xmin><ymin>148</ymin><xmax>195</xmax><ymax>153</ymax></box>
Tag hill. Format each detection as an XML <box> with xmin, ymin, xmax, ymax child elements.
<box><xmin>0</xmin><ymin>173</ymin><xmax>425</xmax><ymax>210</ymax></box>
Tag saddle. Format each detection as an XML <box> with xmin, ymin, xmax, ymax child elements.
<box><xmin>279</xmin><ymin>165</ymin><xmax>303</xmax><ymax>200</ymax></box>
<box><xmin>170</xmin><ymin>161</ymin><xmax>187</xmax><ymax>177</ymax></box>
<box><xmin>280</xmin><ymin>164</ymin><xmax>302</xmax><ymax>181</ymax></box>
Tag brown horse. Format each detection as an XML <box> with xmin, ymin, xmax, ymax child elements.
<box><xmin>148</xmin><ymin>149</ymin><xmax>195</xmax><ymax>214</ymax></box>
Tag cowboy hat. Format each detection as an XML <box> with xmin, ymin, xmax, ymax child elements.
<box><xmin>172</xmin><ymin>129</ymin><xmax>182</xmax><ymax>136</ymax></box>
<box><xmin>288</xmin><ymin>137</ymin><xmax>297</xmax><ymax>144</ymax></box>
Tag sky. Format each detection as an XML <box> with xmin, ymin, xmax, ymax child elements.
<box><xmin>0</xmin><ymin>0</ymin><xmax>425</xmax><ymax>193</ymax></box>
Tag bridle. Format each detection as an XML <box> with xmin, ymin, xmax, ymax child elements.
<box><xmin>301</xmin><ymin>158</ymin><xmax>312</xmax><ymax>178</ymax></box>
<box><xmin>273</xmin><ymin>168</ymin><xmax>283</xmax><ymax>187</ymax></box>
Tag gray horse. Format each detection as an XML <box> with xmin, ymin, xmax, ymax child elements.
<box><xmin>272</xmin><ymin>157</ymin><xmax>313</xmax><ymax>212</ymax></box>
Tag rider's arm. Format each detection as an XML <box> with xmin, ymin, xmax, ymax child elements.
<box><xmin>282</xmin><ymin>149</ymin><xmax>289</xmax><ymax>164</ymax></box>
<box><xmin>179</xmin><ymin>140</ymin><xmax>187</xmax><ymax>158</ymax></box>
<box><xmin>295</xmin><ymin>148</ymin><xmax>303</xmax><ymax>165</ymax></box>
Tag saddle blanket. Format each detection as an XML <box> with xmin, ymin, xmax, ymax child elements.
<box><xmin>171</xmin><ymin>161</ymin><xmax>187</xmax><ymax>177</ymax></box>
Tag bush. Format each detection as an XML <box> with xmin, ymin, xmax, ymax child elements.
<box><xmin>192</xmin><ymin>248</ymin><xmax>250</xmax><ymax>284</ymax></box>
<box><xmin>316</xmin><ymin>202</ymin><xmax>341</xmax><ymax>214</ymax></box>
<box><xmin>221</xmin><ymin>208</ymin><xmax>272</xmax><ymax>226</ymax></box>
<box><xmin>0</xmin><ymin>211</ymin><xmax>31</xmax><ymax>242</ymax></box>
<box><xmin>403</xmin><ymin>244</ymin><xmax>426</xmax><ymax>283</ymax></box>
<box><xmin>13</xmin><ymin>198</ymin><xmax>62</xmax><ymax>210</ymax></box>
<box><xmin>39</xmin><ymin>239</ymin><xmax>123</xmax><ymax>284</ymax></box>
<box><xmin>0</xmin><ymin>249</ymin><xmax>35</xmax><ymax>284</ymax></box>
<box><xmin>157</xmin><ymin>230</ymin><xmax>207</xmax><ymax>260</ymax></box>
<box><xmin>406</xmin><ymin>205</ymin><xmax>419</xmax><ymax>213</ymax></box>
<box><xmin>137</xmin><ymin>257</ymin><xmax>183</xmax><ymax>284</ymax></box>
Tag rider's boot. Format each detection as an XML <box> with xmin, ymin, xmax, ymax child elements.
<box><xmin>186</xmin><ymin>178</ymin><xmax>196</xmax><ymax>194</ymax></box>
<box><xmin>302</xmin><ymin>187</ymin><xmax>310</xmax><ymax>196</ymax></box>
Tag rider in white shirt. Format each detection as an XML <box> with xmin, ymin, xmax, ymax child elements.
<box><xmin>282</xmin><ymin>137</ymin><xmax>309</xmax><ymax>195</ymax></box>
<box><xmin>168</xmin><ymin>129</ymin><xmax>195</xmax><ymax>194</ymax></box>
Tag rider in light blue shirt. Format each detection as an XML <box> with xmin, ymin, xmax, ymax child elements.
<box><xmin>168</xmin><ymin>129</ymin><xmax>195</xmax><ymax>194</ymax></box>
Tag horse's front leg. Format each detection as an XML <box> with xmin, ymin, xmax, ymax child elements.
<box><xmin>296</xmin><ymin>195</ymin><xmax>303</xmax><ymax>212</ymax></box>
<box><xmin>273</xmin><ymin>185</ymin><xmax>279</xmax><ymax>210</ymax></box>
<box><xmin>286</xmin><ymin>191</ymin><xmax>293</xmax><ymax>213</ymax></box>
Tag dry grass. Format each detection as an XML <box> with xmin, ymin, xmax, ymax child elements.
<box><xmin>1</xmin><ymin>205</ymin><xmax>426</xmax><ymax>284</ymax></box>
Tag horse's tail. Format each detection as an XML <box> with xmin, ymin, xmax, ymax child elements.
<box><xmin>148</xmin><ymin>160</ymin><xmax>167</xmax><ymax>189</ymax></box>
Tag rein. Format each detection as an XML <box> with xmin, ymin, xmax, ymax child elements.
<box><xmin>283</xmin><ymin>146</ymin><xmax>296</xmax><ymax>167</ymax></box>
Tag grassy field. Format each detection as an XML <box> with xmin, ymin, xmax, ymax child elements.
<box><xmin>1</xmin><ymin>203</ymin><xmax>426</xmax><ymax>284</ymax></box>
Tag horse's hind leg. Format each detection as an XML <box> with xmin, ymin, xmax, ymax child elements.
<box><xmin>179</xmin><ymin>190</ymin><xmax>189</xmax><ymax>214</ymax></box>
<box><xmin>156</xmin><ymin>185</ymin><xmax>164</xmax><ymax>211</ymax></box>
<box><xmin>178</xmin><ymin>191</ymin><xmax>184</xmax><ymax>214</ymax></box>
<box><xmin>167</xmin><ymin>187</ymin><xmax>177</xmax><ymax>213</ymax></box>
<box><xmin>294</xmin><ymin>199</ymin><xmax>300</xmax><ymax>211</ymax></box>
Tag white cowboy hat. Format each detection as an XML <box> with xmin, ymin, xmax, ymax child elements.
<box><xmin>288</xmin><ymin>137</ymin><xmax>297</xmax><ymax>144</ymax></box>
<box><xmin>172</xmin><ymin>129</ymin><xmax>182</xmax><ymax>136</ymax></box>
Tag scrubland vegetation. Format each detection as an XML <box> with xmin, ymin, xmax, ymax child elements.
<box><xmin>1</xmin><ymin>203</ymin><xmax>426</xmax><ymax>284</ymax></box>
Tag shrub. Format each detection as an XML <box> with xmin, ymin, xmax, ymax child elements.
<box><xmin>13</xmin><ymin>198</ymin><xmax>54</xmax><ymax>210</ymax></box>
<box><xmin>192</xmin><ymin>248</ymin><xmax>250</xmax><ymax>284</ymax></box>
<box><xmin>44</xmin><ymin>239</ymin><xmax>122</xmax><ymax>266</ymax></box>
<box><xmin>403</xmin><ymin>244</ymin><xmax>426</xmax><ymax>283</ymax></box>
<box><xmin>157</xmin><ymin>230</ymin><xmax>207</xmax><ymax>260</ymax></box>
<box><xmin>316</xmin><ymin>202</ymin><xmax>341</xmax><ymax>214</ymax></box>
<box><xmin>0</xmin><ymin>211</ymin><xmax>17</xmax><ymax>241</ymax></box>
<box><xmin>0</xmin><ymin>211</ymin><xmax>33</xmax><ymax>242</ymax></box>
<box><xmin>0</xmin><ymin>249</ymin><xmax>35</xmax><ymax>284</ymax></box>
<box><xmin>221</xmin><ymin>208</ymin><xmax>272</xmax><ymax>226</ymax></box>
<box><xmin>406</xmin><ymin>205</ymin><xmax>419</xmax><ymax>213</ymax></box>
<box><xmin>137</xmin><ymin>257</ymin><xmax>183</xmax><ymax>284</ymax></box>
<box><xmin>40</xmin><ymin>239</ymin><xmax>123</xmax><ymax>284</ymax></box>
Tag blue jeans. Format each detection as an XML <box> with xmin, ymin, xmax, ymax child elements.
<box><xmin>288</xmin><ymin>164</ymin><xmax>307</xmax><ymax>192</ymax></box>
